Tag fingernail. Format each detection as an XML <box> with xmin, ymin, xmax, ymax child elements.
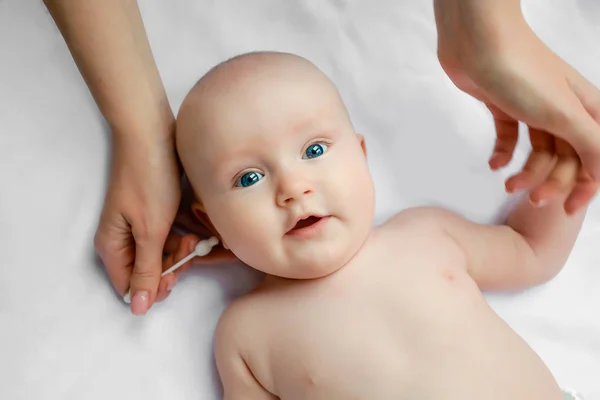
<box><xmin>131</xmin><ymin>291</ymin><xmax>149</xmax><ymax>315</ymax></box>
<box><xmin>564</xmin><ymin>202</ymin><xmax>579</xmax><ymax>215</ymax></box>
<box><xmin>167</xmin><ymin>280</ymin><xmax>175</xmax><ymax>292</ymax></box>
<box><xmin>529</xmin><ymin>196</ymin><xmax>547</xmax><ymax>207</ymax></box>
<box><xmin>505</xmin><ymin>181</ymin><xmax>516</xmax><ymax>193</ymax></box>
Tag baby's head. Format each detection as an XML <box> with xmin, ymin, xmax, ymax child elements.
<box><xmin>176</xmin><ymin>51</ymin><xmax>375</xmax><ymax>279</ymax></box>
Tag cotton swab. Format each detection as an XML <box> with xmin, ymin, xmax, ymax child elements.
<box><xmin>123</xmin><ymin>236</ymin><xmax>220</xmax><ymax>304</ymax></box>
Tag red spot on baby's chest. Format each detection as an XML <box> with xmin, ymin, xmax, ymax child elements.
<box><xmin>443</xmin><ymin>269</ymin><xmax>456</xmax><ymax>282</ymax></box>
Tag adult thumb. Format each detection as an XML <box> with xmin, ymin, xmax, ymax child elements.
<box><xmin>129</xmin><ymin>237</ymin><xmax>164</xmax><ymax>315</ymax></box>
<box><xmin>566</xmin><ymin>70</ymin><xmax>600</xmax><ymax>181</ymax></box>
<box><xmin>573</xmin><ymin>118</ymin><xmax>600</xmax><ymax>183</ymax></box>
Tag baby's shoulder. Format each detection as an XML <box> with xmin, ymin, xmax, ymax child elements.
<box><xmin>379</xmin><ymin>205</ymin><xmax>457</xmax><ymax>234</ymax></box>
<box><xmin>373</xmin><ymin>206</ymin><xmax>470</xmax><ymax>260</ymax></box>
<box><xmin>214</xmin><ymin>288</ymin><xmax>272</xmax><ymax>348</ymax></box>
<box><xmin>216</xmin><ymin>290</ymin><xmax>265</xmax><ymax>329</ymax></box>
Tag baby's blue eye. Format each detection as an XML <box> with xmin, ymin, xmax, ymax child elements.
<box><xmin>236</xmin><ymin>171</ymin><xmax>264</xmax><ymax>187</ymax></box>
<box><xmin>304</xmin><ymin>143</ymin><xmax>328</xmax><ymax>159</ymax></box>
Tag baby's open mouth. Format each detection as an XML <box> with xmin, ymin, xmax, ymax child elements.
<box><xmin>291</xmin><ymin>216</ymin><xmax>322</xmax><ymax>231</ymax></box>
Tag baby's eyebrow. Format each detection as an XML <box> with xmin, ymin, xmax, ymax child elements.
<box><xmin>290</xmin><ymin>116</ymin><xmax>321</xmax><ymax>137</ymax></box>
<box><xmin>211</xmin><ymin>148</ymin><xmax>252</xmax><ymax>178</ymax></box>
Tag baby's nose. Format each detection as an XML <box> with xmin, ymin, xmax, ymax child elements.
<box><xmin>276</xmin><ymin>178</ymin><xmax>313</xmax><ymax>206</ymax></box>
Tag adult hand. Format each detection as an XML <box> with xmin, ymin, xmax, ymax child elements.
<box><xmin>434</xmin><ymin>0</ymin><xmax>600</xmax><ymax>213</ymax></box>
<box><xmin>43</xmin><ymin>0</ymin><xmax>237</xmax><ymax>314</ymax></box>
<box><xmin>94</xmin><ymin>132</ymin><xmax>181</xmax><ymax>315</ymax></box>
<box><xmin>95</xmin><ymin>145</ymin><xmax>237</xmax><ymax>314</ymax></box>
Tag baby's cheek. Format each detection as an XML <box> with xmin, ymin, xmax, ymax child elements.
<box><xmin>220</xmin><ymin>208</ymin><xmax>273</xmax><ymax>255</ymax></box>
<box><xmin>227</xmin><ymin>233</ymin><xmax>275</xmax><ymax>273</ymax></box>
<box><xmin>339</xmin><ymin>163</ymin><xmax>376</xmax><ymax>236</ymax></box>
<box><xmin>337</xmin><ymin>161</ymin><xmax>374</xmax><ymax>207</ymax></box>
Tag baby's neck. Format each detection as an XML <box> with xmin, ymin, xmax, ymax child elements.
<box><xmin>260</xmin><ymin>227</ymin><xmax>377</xmax><ymax>289</ymax></box>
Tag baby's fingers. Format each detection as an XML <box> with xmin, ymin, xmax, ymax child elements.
<box><xmin>564</xmin><ymin>169</ymin><xmax>598</xmax><ymax>214</ymax></box>
<box><xmin>505</xmin><ymin>129</ymin><xmax>555</xmax><ymax>193</ymax></box>
<box><xmin>529</xmin><ymin>139</ymin><xmax>578</xmax><ymax>207</ymax></box>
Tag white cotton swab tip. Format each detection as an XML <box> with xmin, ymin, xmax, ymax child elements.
<box><xmin>123</xmin><ymin>236</ymin><xmax>220</xmax><ymax>304</ymax></box>
<box><xmin>193</xmin><ymin>236</ymin><xmax>219</xmax><ymax>257</ymax></box>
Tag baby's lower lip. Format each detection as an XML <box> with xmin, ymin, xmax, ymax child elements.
<box><xmin>286</xmin><ymin>216</ymin><xmax>330</xmax><ymax>239</ymax></box>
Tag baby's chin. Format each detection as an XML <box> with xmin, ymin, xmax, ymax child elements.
<box><xmin>246</xmin><ymin>246</ymin><xmax>358</xmax><ymax>280</ymax></box>
<box><xmin>277</xmin><ymin>262</ymin><xmax>345</xmax><ymax>280</ymax></box>
<box><xmin>230</xmin><ymin>222</ymin><xmax>373</xmax><ymax>279</ymax></box>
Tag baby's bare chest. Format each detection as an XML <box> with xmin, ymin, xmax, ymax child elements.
<box><xmin>248</xmin><ymin>237</ymin><xmax>504</xmax><ymax>398</ymax></box>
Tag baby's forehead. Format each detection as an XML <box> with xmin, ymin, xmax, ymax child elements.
<box><xmin>189</xmin><ymin>76</ymin><xmax>341</xmax><ymax>137</ymax></box>
<box><xmin>177</xmin><ymin>53</ymin><xmax>351</xmax><ymax>172</ymax></box>
<box><xmin>201</xmin><ymin>96</ymin><xmax>335</xmax><ymax>155</ymax></box>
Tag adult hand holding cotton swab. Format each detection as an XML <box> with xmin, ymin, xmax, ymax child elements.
<box><xmin>123</xmin><ymin>236</ymin><xmax>220</xmax><ymax>304</ymax></box>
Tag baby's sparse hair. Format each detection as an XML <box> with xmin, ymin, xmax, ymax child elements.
<box><xmin>177</xmin><ymin>51</ymin><xmax>351</xmax><ymax>130</ymax></box>
<box><xmin>195</xmin><ymin>51</ymin><xmax>315</xmax><ymax>89</ymax></box>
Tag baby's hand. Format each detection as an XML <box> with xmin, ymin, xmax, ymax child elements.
<box><xmin>501</xmin><ymin>128</ymin><xmax>598</xmax><ymax>213</ymax></box>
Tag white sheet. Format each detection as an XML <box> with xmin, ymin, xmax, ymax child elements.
<box><xmin>1</xmin><ymin>1</ymin><xmax>599</xmax><ymax>399</ymax></box>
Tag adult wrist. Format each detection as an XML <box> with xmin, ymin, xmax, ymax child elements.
<box><xmin>108</xmin><ymin>103</ymin><xmax>176</xmax><ymax>144</ymax></box>
<box><xmin>435</xmin><ymin>0</ymin><xmax>528</xmax><ymax>75</ymax></box>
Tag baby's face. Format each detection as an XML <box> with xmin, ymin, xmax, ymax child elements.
<box><xmin>177</xmin><ymin>55</ymin><xmax>375</xmax><ymax>279</ymax></box>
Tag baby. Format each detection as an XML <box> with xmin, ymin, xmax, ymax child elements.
<box><xmin>175</xmin><ymin>51</ymin><xmax>586</xmax><ymax>400</ymax></box>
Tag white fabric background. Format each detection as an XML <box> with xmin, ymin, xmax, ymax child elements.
<box><xmin>1</xmin><ymin>1</ymin><xmax>599</xmax><ymax>399</ymax></box>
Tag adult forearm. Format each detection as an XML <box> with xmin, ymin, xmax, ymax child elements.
<box><xmin>434</xmin><ymin>0</ymin><xmax>521</xmax><ymax>15</ymax></box>
<box><xmin>44</xmin><ymin>0</ymin><xmax>174</xmax><ymax>139</ymax></box>
<box><xmin>433</xmin><ymin>0</ymin><xmax>526</xmax><ymax>70</ymax></box>
<box><xmin>433</xmin><ymin>0</ymin><xmax>522</xmax><ymax>29</ymax></box>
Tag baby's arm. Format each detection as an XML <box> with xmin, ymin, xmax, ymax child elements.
<box><xmin>415</xmin><ymin>157</ymin><xmax>588</xmax><ymax>292</ymax></box>
<box><xmin>435</xmin><ymin>193</ymin><xmax>586</xmax><ymax>291</ymax></box>
<box><xmin>419</xmin><ymin>135</ymin><xmax>593</xmax><ymax>291</ymax></box>
<box><xmin>214</xmin><ymin>306</ymin><xmax>279</xmax><ymax>400</ymax></box>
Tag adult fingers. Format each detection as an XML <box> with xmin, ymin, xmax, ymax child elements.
<box><xmin>163</xmin><ymin>229</ymin><xmax>185</xmax><ymax>255</ymax></box>
<box><xmin>155</xmin><ymin>235</ymin><xmax>193</xmax><ymax>303</ymax></box>
<box><xmin>157</xmin><ymin>234</ymin><xmax>239</xmax><ymax>303</ymax></box>
<box><xmin>155</xmin><ymin>274</ymin><xmax>176</xmax><ymax>303</ymax></box>
<box><xmin>128</xmin><ymin>230</ymin><xmax>167</xmax><ymax>315</ymax></box>
<box><xmin>94</xmin><ymin>213</ymin><xmax>134</xmax><ymax>297</ymax></box>
<box><xmin>157</xmin><ymin>233</ymin><xmax>206</xmax><ymax>302</ymax></box>
<box><xmin>164</xmin><ymin>234</ymin><xmax>201</xmax><ymax>278</ymax></box>
<box><xmin>488</xmin><ymin>105</ymin><xmax>519</xmax><ymax>170</ymax></box>
<box><xmin>164</xmin><ymin>232</ymin><xmax>236</xmax><ymax>272</ymax></box>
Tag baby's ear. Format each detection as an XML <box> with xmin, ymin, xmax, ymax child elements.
<box><xmin>356</xmin><ymin>133</ymin><xmax>367</xmax><ymax>158</ymax></box>
<box><xmin>191</xmin><ymin>202</ymin><xmax>227</xmax><ymax>248</ymax></box>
